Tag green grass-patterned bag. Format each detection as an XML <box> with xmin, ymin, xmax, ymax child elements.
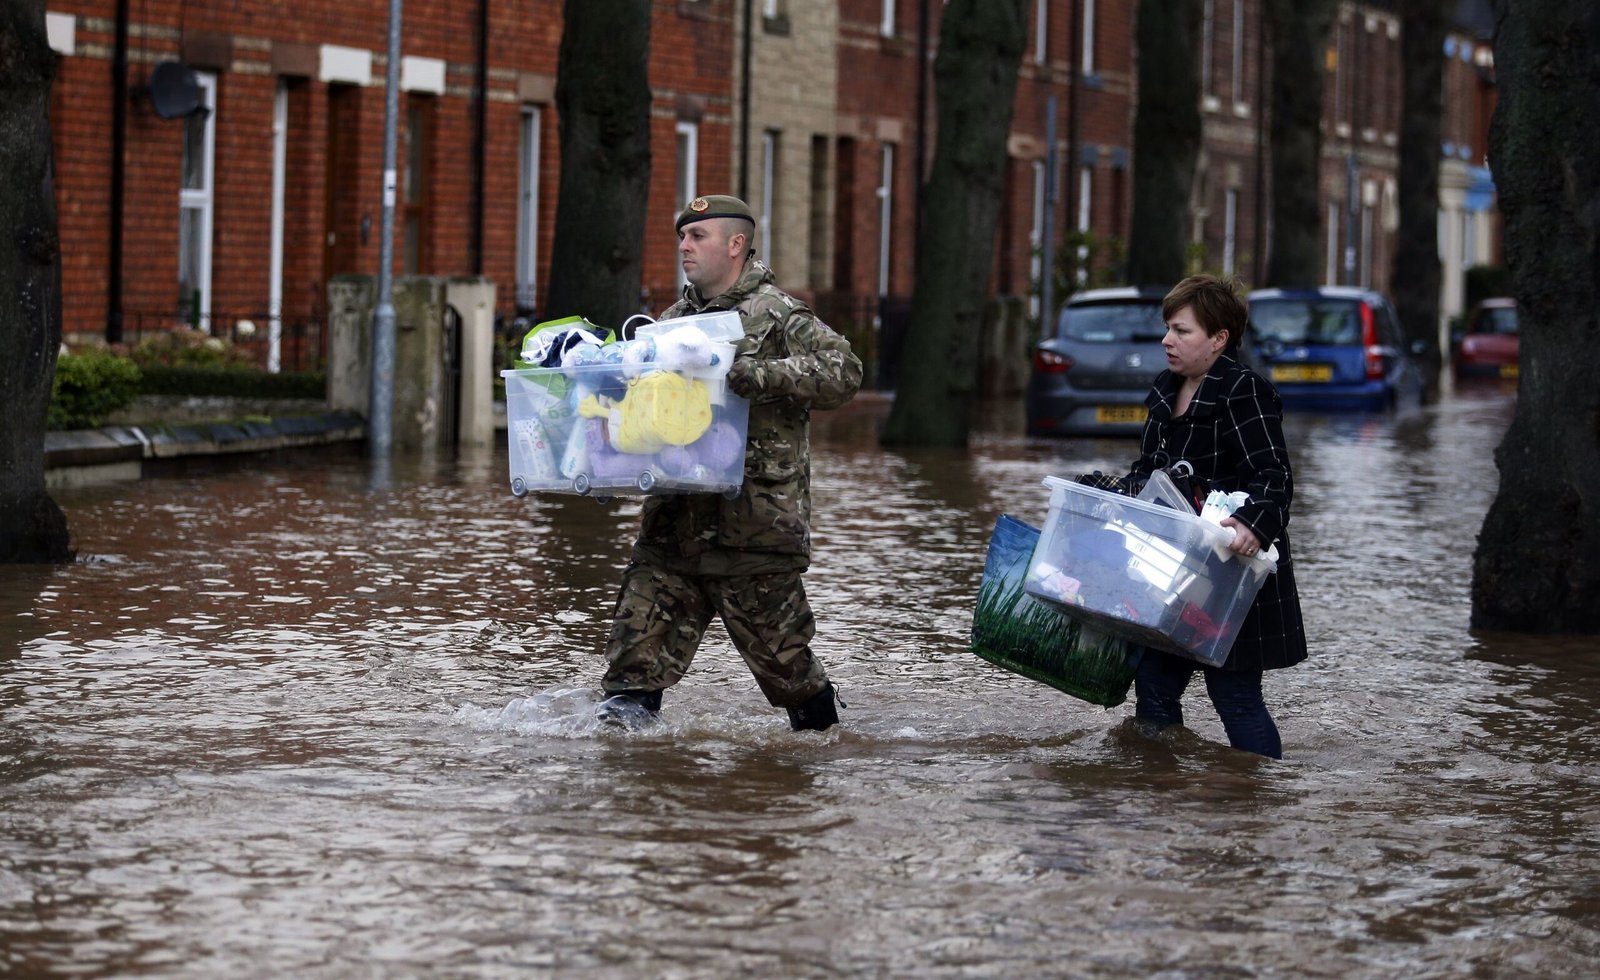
<box><xmin>970</xmin><ymin>514</ymin><xmax>1141</xmax><ymax>707</ymax></box>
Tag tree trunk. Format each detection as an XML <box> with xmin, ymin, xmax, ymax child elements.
<box><xmin>1124</xmin><ymin>0</ymin><xmax>1202</xmax><ymax>287</ymax></box>
<box><xmin>880</xmin><ymin>0</ymin><xmax>1029</xmax><ymax>448</ymax></box>
<box><xmin>542</xmin><ymin>0</ymin><xmax>652</xmax><ymax>331</ymax></box>
<box><xmin>1390</xmin><ymin>0</ymin><xmax>1449</xmax><ymax>401</ymax></box>
<box><xmin>0</xmin><ymin>0</ymin><xmax>72</xmax><ymax>565</ymax></box>
<box><xmin>1263</xmin><ymin>0</ymin><xmax>1337</xmax><ymax>288</ymax></box>
<box><xmin>1472</xmin><ymin>0</ymin><xmax>1600</xmax><ymax>632</ymax></box>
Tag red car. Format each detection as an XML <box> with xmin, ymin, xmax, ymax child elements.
<box><xmin>1456</xmin><ymin>298</ymin><xmax>1519</xmax><ymax>379</ymax></box>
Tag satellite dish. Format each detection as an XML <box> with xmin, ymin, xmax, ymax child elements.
<box><xmin>148</xmin><ymin>61</ymin><xmax>202</xmax><ymax>120</ymax></box>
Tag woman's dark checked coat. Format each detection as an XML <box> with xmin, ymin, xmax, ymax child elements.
<box><xmin>1129</xmin><ymin>352</ymin><xmax>1308</xmax><ymax>672</ymax></box>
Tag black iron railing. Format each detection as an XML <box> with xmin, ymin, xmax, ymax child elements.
<box><xmin>120</xmin><ymin>310</ymin><xmax>326</xmax><ymax>374</ymax></box>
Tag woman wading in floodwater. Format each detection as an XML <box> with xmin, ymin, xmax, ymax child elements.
<box><xmin>1121</xmin><ymin>275</ymin><xmax>1307</xmax><ymax>758</ymax></box>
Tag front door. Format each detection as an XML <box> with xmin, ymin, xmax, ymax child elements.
<box><xmin>322</xmin><ymin>83</ymin><xmax>362</xmax><ymax>286</ymax></box>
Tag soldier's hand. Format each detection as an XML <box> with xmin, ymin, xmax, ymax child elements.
<box><xmin>726</xmin><ymin>356</ymin><xmax>762</xmax><ymax>399</ymax></box>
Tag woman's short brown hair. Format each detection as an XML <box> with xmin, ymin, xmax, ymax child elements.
<box><xmin>1163</xmin><ymin>274</ymin><xmax>1248</xmax><ymax>351</ymax></box>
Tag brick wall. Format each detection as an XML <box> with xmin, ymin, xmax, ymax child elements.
<box><xmin>829</xmin><ymin>1</ymin><xmax>1141</xmax><ymax>305</ymax></box>
<box><xmin>47</xmin><ymin>0</ymin><xmax>733</xmax><ymax>348</ymax></box>
<box><xmin>44</xmin><ymin>0</ymin><xmax>1490</xmax><ymax>355</ymax></box>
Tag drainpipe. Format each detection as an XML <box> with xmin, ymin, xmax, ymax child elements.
<box><xmin>108</xmin><ymin>0</ymin><xmax>129</xmax><ymax>344</ymax></box>
<box><xmin>1252</xmin><ymin>0</ymin><xmax>1267</xmax><ymax>286</ymax></box>
<box><xmin>1041</xmin><ymin>95</ymin><xmax>1057</xmax><ymax>338</ymax></box>
<box><xmin>471</xmin><ymin>0</ymin><xmax>488</xmax><ymax>273</ymax></box>
<box><xmin>914</xmin><ymin>0</ymin><xmax>928</xmax><ymax>279</ymax></box>
<box><xmin>738</xmin><ymin>0</ymin><xmax>752</xmax><ymax>201</ymax></box>
<box><xmin>1344</xmin><ymin>15</ymin><xmax>1362</xmax><ymax>286</ymax></box>
<box><xmin>1065</xmin><ymin>0</ymin><xmax>1082</xmax><ymax>241</ymax></box>
<box><xmin>269</xmin><ymin>82</ymin><xmax>287</xmax><ymax>373</ymax></box>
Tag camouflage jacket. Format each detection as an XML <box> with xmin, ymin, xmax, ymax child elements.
<box><xmin>633</xmin><ymin>258</ymin><xmax>863</xmax><ymax>576</ymax></box>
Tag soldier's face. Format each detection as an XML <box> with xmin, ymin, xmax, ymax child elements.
<box><xmin>679</xmin><ymin>219</ymin><xmax>744</xmax><ymax>295</ymax></box>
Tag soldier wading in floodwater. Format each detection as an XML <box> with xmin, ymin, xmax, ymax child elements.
<box><xmin>597</xmin><ymin>195</ymin><xmax>863</xmax><ymax>731</ymax></box>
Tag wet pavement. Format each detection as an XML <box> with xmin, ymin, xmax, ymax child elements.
<box><xmin>3</xmin><ymin>384</ymin><xmax>1598</xmax><ymax>977</ymax></box>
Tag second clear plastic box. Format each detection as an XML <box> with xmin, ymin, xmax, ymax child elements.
<box><xmin>1022</xmin><ymin>475</ymin><xmax>1277</xmax><ymax>666</ymax></box>
<box><xmin>502</xmin><ymin>331</ymin><xmax>748</xmax><ymax>500</ymax></box>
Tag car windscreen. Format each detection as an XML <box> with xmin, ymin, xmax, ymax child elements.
<box><xmin>1059</xmin><ymin>302</ymin><xmax>1167</xmax><ymax>343</ymax></box>
<box><xmin>1477</xmin><ymin>307</ymin><xmax>1519</xmax><ymax>335</ymax></box>
<box><xmin>1249</xmin><ymin>299</ymin><xmax>1363</xmax><ymax>346</ymax></box>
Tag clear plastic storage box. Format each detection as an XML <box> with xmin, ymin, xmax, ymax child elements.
<box><xmin>502</xmin><ymin>311</ymin><xmax>749</xmax><ymax>500</ymax></box>
<box><xmin>1023</xmin><ymin>475</ymin><xmax>1277</xmax><ymax>666</ymax></box>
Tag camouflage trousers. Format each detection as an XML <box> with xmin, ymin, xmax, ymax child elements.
<box><xmin>602</xmin><ymin>558</ymin><xmax>830</xmax><ymax>708</ymax></box>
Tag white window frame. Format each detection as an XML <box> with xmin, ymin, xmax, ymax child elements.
<box><xmin>761</xmin><ymin>129</ymin><xmax>779</xmax><ymax>255</ymax></box>
<box><xmin>1230</xmin><ymin>0</ymin><xmax>1246</xmax><ymax>107</ymax></box>
<box><xmin>877</xmin><ymin>143</ymin><xmax>894</xmax><ymax>296</ymax></box>
<box><xmin>268</xmin><ymin>80</ymin><xmax>287</xmax><ymax>372</ymax></box>
<box><xmin>1222</xmin><ymin>187</ymin><xmax>1238</xmax><ymax>276</ymax></box>
<box><xmin>1035</xmin><ymin>0</ymin><xmax>1049</xmax><ymax>64</ymax></box>
<box><xmin>881</xmin><ymin>0</ymin><xmax>895</xmax><ymax>38</ymax></box>
<box><xmin>675</xmin><ymin>120</ymin><xmax>699</xmax><ymax>290</ymax></box>
<box><xmin>1076</xmin><ymin>163</ymin><xmax>1092</xmax><ymax>283</ymax></box>
<box><xmin>1326</xmin><ymin>202</ymin><xmax>1340</xmax><ymax>284</ymax></box>
<box><xmin>179</xmin><ymin>71</ymin><xmax>218</xmax><ymax>333</ymax></box>
<box><xmin>1335</xmin><ymin>20</ymin><xmax>1351</xmax><ymax>133</ymax></box>
<box><xmin>1030</xmin><ymin>159</ymin><xmax>1046</xmax><ymax>318</ymax></box>
<box><xmin>1081</xmin><ymin>0</ymin><xmax>1097</xmax><ymax>76</ymax></box>
<box><xmin>516</xmin><ymin>106</ymin><xmax>542</xmax><ymax>313</ymax></box>
<box><xmin>1077</xmin><ymin>164</ymin><xmax>1092</xmax><ymax>235</ymax></box>
<box><xmin>1361</xmin><ymin>202</ymin><xmax>1374</xmax><ymax>288</ymax></box>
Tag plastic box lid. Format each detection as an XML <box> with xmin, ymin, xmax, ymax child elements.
<box><xmin>633</xmin><ymin>310</ymin><xmax>744</xmax><ymax>344</ymax></box>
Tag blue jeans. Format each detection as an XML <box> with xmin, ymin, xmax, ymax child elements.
<box><xmin>1134</xmin><ymin>648</ymin><xmax>1283</xmax><ymax>759</ymax></box>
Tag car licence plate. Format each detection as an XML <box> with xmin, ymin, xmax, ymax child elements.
<box><xmin>1499</xmin><ymin>364</ymin><xmax>1519</xmax><ymax>379</ymax></box>
<box><xmin>1271</xmin><ymin>363</ymin><xmax>1334</xmax><ymax>383</ymax></box>
<box><xmin>1095</xmin><ymin>405</ymin><xmax>1147</xmax><ymax>424</ymax></box>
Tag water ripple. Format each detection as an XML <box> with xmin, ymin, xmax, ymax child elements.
<box><xmin>3</xmin><ymin>392</ymin><xmax>1597</xmax><ymax>976</ymax></box>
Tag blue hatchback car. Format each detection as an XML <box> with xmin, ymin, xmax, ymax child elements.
<box><xmin>1244</xmin><ymin>286</ymin><xmax>1425</xmax><ymax>412</ymax></box>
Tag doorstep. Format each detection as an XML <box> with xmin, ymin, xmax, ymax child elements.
<box><xmin>44</xmin><ymin>410</ymin><xmax>367</xmax><ymax>489</ymax></box>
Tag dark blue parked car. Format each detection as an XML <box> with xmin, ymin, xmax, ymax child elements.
<box><xmin>1245</xmin><ymin>286</ymin><xmax>1425</xmax><ymax>412</ymax></box>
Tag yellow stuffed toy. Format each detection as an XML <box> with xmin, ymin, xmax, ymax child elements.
<box><xmin>609</xmin><ymin>370</ymin><xmax>713</xmax><ymax>454</ymax></box>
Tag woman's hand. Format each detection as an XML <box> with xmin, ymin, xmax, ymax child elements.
<box><xmin>1220</xmin><ymin>517</ymin><xmax>1263</xmax><ymax>558</ymax></box>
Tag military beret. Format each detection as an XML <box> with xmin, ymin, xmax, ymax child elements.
<box><xmin>676</xmin><ymin>194</ymin><xmax>755</xmax><ymax>232</ymax></box>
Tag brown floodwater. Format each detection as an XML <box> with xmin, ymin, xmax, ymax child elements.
<box><xmin>3</xmin><ymin>384</ymin><xmax>1597</xmax><ymax>977</ymax></box>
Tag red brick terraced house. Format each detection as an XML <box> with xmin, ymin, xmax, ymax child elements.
<box><xmin>41</xmin><ymin>0</ymin><xmax>1495</xmax><ymax>380</ymax></box>
<box><xmin>44</xmin><ymin>0</ymin><xmax>736</xmax><ymax>373</ymax></box>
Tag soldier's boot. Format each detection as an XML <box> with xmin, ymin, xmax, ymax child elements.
<box><xmin>596</xmin><ymin>690</ymin><xmax>663</xmax><ymax>730</ymax></box>
<box><xmin>786</xmin><ymin>682</ymin><xmax>843</xmax><ymax>732</ymax></box>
